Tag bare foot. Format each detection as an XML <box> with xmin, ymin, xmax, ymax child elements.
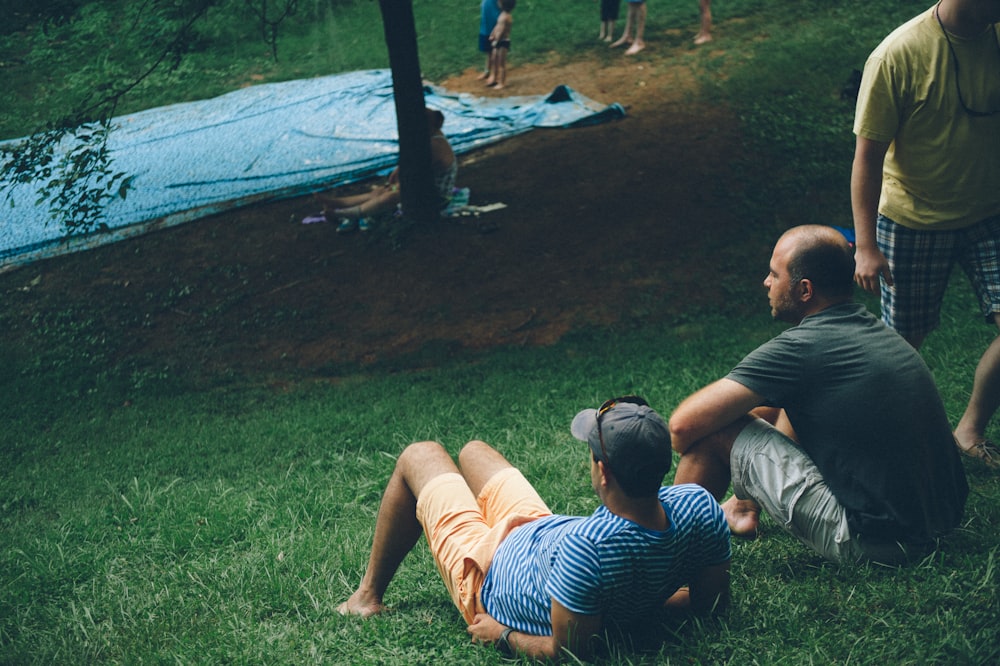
<box><xmin>484</xmin><ymin>77</ymin><xmax>496</xmax><ymax>87</ymax></box>
<box><xmin>337</xmin><ymin>590</ymin><xmax>387</xmax><ymax>618</ymax></box>
<box><xmin>722</xmin><ymin>496</ymin><xmax>760</xmax><ymax>539</ymax></box>
<box><xmin>694</xmin><ymin>33</ymin><xmax>712</xmax><ymax>45</ymax></box>
<box><xmin>493</xmin><ymin>83</ymin><xmax>505</xmax><ymax>90</ymax></box>
<box><xmin>624</xmin><ymin>41</ymin><xmax>645</xmax><ymax>55</ymax></box>
<box><xmin>476</xmin><ymin>71</ymin><xmax>489</xmax><ymax>80</ymax></box>
<box><xmin>603</xmin><ymin>35</ymin><xmax>613</xmax><ymax>43</ymax></box>
<box><xmin>610</xmin><ymin>36</ymin><xmax>631</xmax><ymax>48</ymax></box>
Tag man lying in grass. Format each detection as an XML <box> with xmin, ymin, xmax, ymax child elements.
<box><xmin>670</xmin><ymin>225</ymin><xmax>968</xmax><ymax>565</ymax></box>
<box><xmin>338</xmin><ymin>398</ymin><xmax>730</xmax><ymax>661</ymax></box>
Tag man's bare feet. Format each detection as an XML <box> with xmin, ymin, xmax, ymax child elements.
<box><xmin>337</xmin><ymin>590</ymin><xmax>387</xmax><ymax>618</ymax></box>
<box><xmin>476</xmin><ymin>71</ymin><xmax>489</xmax><ymax>80</ymax></box>
<box><xmin>610</xmin><ymin>36</ymin><xmax>631</xmax><ymax>48</ymax></box>
<box><xmin>722</xmin><ymin>496</ymin><xmax>760</xmax><ymax>539</ymax></box>
<box><xmin>624</xmin><ymin>41</ymin><xmax>645</xmax><ymax>55</ymax></box>
<box><xmin>694</xmin><ymin>32</ymin><xmax>712</xmax><ymax>45</ymax></box>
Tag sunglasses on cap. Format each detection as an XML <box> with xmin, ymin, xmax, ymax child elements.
<box><xmin>595</xmin><ymin>395</ymin><xmax>649</xmax><ymax>468</ymax></box>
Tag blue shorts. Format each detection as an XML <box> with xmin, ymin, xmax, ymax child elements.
<box><xmin>877</xmin><ymin>214</ymin><xmax>1000</xmax><ymax>338</ymax></box>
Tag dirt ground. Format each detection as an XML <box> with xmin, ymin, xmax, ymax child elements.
<box><xmin>0</xmin><ymin>47</ymin><xmax>774</xmax><ymax>381</ymax></box>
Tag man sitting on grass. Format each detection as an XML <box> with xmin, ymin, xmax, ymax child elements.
<box><xmin>669</xmin><ymin>225</ymin><xmax>968</xmax><ymax>565</ymax></box>
<box><xmin>337</xmin><ymin>397</ymin><xmax>731</xmax><ymax>661</ymax></box>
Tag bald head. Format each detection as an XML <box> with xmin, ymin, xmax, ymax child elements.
<box><xmin>777</xmin><ymin>225</ymin><xmax>856</xmax><ymax>302</ymax></box>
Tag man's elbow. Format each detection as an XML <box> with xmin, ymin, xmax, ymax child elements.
<box><xmin>668</xmin><ymin>414</ymin><xmax>698</xmax><ymax>453</ymax></box>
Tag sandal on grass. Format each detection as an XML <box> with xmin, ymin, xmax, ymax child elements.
<box><xmin>956</xmin><ymin>438</ymin><xmax>1000</xmax><ymax>469</ymax></box>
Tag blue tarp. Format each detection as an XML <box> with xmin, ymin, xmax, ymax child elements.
<box><xmin>0</xmin><ymin>69</ymin><xmax>624</xmax><ymax>271</ymax></box>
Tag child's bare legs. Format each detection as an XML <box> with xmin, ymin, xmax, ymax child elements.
<box><xmin>314</xmin><ymin>190</ymin><xmax>373</xmax><ymax>210</ymax></box>
<box><xmin>623</xmin><ymin>2</ymin><xmax>646</xmax><ymax>54</ymax></box>
<box><xmin>484</xmin><ymin>48</ymin><xmax>498</xmax><ymax>86</ymax></box>
<box><xmin>599</xmin><ymin>20</ymin><xmax>615</xmax><ymax>41</ymax></box>
<box><xmin>492</xmin><ymin>47</ymin><xmax>509</xmax><ymax>90</ymax></box>
<box><xmin>332</xmin><ymin>187</ymin><xmax>400</xmax><ymax>219</ymax></box>
<box><xmin>694</xmin><ymin>0</ymin><xmax>713</xmax><ymax>44</ymax></box>
<box><xmin>610</xmin><ymin>7</ymin><xmax>634</xmax><ymax>47</ymax></box>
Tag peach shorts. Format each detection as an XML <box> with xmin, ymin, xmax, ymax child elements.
<box><xmin>415</xmin><ymin>467</ymin><xmax>552</xmax><ymax>623</ymax></box>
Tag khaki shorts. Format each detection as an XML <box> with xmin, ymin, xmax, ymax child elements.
<box><xmin>731</xmin><ymin>419</ymin><xmax>865</xmax><ymax>563</ymax></box>
<box><xmin>415</xmin><ymin>467</ymin><xmax>552</xmax><ymax>623</ymax></box>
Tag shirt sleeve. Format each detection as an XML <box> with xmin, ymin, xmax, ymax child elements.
<box><xmin>853</xmin><ymin>51</ymin><xmax>904</xmax><ymax>143</ymax></box>
<box><xmin>726</xmin><ymin>332</ymin><xmax>806</xmax><ymax>408</ymax></box>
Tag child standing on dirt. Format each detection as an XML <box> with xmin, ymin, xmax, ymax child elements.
<box><xmin>485</xmin><ymin>0</ymin><xmax>515</xmax><ymax>90</ymax></box>
<box><xmin>599</xmin><ymin>0</ymin><xmax>620</xmax><ymax>42</ymax></box>
<box><xmin>610</xmin><ymin>0</ymin><xmax>646</xmax><ymax>55</ymax></box>
<box><xmin>476</xmin><ymin>0</ymin><xmax>501</xmax><ymax>80</ymax></box>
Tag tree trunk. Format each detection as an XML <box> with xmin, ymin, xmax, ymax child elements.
<box><xmin>377</xmin><ymin>0</ymin><xmax>437</xmax><ymax>223</ymax></box>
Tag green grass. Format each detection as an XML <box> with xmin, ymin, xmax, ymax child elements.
<box><xmin>2</xmin><ymin>282</ymin><xmax>999</xmax><ymax>664</ymax></box>
<box><xmin>3</xmin><ymin>0</ymin><xmax>1000</xmax><ymax>663</ymax></box>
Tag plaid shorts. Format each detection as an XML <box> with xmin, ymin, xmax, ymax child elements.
<box><xmin>877</xmin><ymin>214</ymin><xmax>1000</xmax><ymax>338</ymax></box>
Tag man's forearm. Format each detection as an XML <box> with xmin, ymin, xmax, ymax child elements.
<box><xmin>850</xmin><ymin>136</ymin><xmax>889</xmax><ymax>251</ymax></box>
<box><xmin>504</xmin><ymin>629</ymin><xmax>559</xmax><ymax>661</ymax></box>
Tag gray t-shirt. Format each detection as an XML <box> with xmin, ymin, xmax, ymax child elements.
<box><xmin>727</xmin><ymin>302</ymin><xmax>967</xmax><ymax>542</ymax></box>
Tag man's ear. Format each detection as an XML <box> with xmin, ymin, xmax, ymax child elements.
<box><xmin>798</xmin><ymin>278</ymin><xmax>814</xmax><ymax>302</ymax></box>
<box><xmin>597</xmin><ymin>460</ymin><xmax>612</xmax><ymax>488</ymax></box>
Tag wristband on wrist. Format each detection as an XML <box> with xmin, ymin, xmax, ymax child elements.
<box><xmin>496</xmin><ymin>626</ymin><xmax>514</xmax><ymax>657</ymax></box>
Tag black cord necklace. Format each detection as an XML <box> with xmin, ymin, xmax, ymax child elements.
<box><xmin>935</xmin><ymin>1</ymin><xmax>1000</xmax><ymax>117</ymax></box>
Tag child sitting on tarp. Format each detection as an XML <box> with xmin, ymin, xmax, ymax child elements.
<box><xmin>315</xmin><ymin>108</ymin><xmax>457</xmax><ymax>233</ymax></box>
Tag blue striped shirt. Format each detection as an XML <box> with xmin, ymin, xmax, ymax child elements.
<box><xmin>479</xmin><ymin>484</ymin><xmax>730</xmax><ymax>635</ymax></box>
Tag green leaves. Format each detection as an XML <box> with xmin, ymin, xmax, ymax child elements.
<box><xmin>2</xmin><ymin>117</ymin><xmax>131</xmax><ymax>233</ymax></box>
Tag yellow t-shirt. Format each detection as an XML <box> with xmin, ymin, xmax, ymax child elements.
<box><xmin>853</xmin><ymin>7</ymin><xmax>1000</xmax><ymax>230</ymax></box>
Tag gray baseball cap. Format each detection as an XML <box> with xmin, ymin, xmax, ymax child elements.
<box><xmin>571</xmin><ymin>397</ymin><xmax>672</xmax><ymax>495</ymax></box>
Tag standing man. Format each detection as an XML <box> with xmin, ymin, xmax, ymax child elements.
<box><xmin>852</xmin><ymin>0</ymin><xmax>1000</xmax><ymax>467</ymax></box>
<box><xmin>338</xmin><ymin>398</ymin><xmax>730</xmax><ymax>662</ymax></box>
<box><xmin>669</xmin><ymin>225</ymin><xmax>968</xmax><ymax>565</ymax></box>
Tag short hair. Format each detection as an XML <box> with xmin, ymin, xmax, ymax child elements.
<box><xmin>786</xmin><ymin>226</ymin><xmax>855</xmax><ymax>300</ymax></box>
<box><xmin>424</xmin><ymin>108</ymin><xmax>445</xmax><ymax>131</ymax></box>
